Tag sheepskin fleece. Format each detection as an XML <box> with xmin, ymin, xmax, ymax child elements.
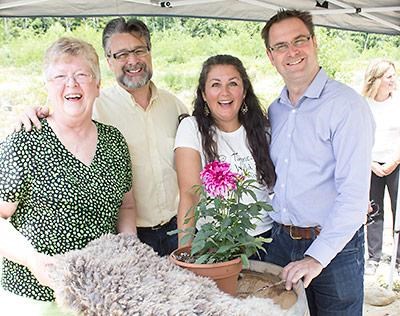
<box><xmin>50</xmin><ymin>234</ymin><xmax>295</xmax><ymax>316</ymax></box>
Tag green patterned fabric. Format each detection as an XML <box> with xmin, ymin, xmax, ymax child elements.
<box><xmin>0</xmin><ymin>119</ymin><xmax>132</xmax><ymax>301</ymax></box>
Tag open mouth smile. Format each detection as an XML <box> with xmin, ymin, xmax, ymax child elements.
<box><xmin>287</xmin><ymin>58</ymin><xmax>304</xmax><ymax>66</ymax></box>
<box><xmin>124</xmin><ymin>64</ymin><xmax>145</xmax><ymax>75</ymax></box>
<box><xmin>64</xmin><ymin>93</ymin><xmax>82</xmax><ymax>101</ymax></box>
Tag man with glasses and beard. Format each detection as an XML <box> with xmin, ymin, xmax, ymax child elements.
<box><xmin>17</xmin><ymin>18</ymin><xmax>187</xmax><ymax>257</ymax></box>
<box><xmin>261</xmin><ymin>10</ymin><xmax>374</xmax><ymax>315</ymax></box>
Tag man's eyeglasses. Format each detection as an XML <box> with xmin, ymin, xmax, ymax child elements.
<box><xmin>269</xmin><ymin>35</ymin><xmax>312</xmax><ymax>53</ymax></box>
<box><xmin>108</xmin><ymin>46</ymin><xmax>150</xmax><ymax>62</ymax></box>
<box><xmin>49</xmin><ymin>72</ymin><xmax>93</xmax><ymax>85</ymax></box>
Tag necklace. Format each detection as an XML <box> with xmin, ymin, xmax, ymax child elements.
<box><xmin>219</xmin><ymin>132</ymin><xmax>239</xmax><ymax>156</ymax></box>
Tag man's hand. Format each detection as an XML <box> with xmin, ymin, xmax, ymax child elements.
<box><xmin>14</xmin><ymin>106</ymin><xmax>50</xmax><ymax>132</ymax></box>
<box><xmin>281</xmin><ymin>256</ymin><xmax>323</xmax><ymax>290</ymax></box>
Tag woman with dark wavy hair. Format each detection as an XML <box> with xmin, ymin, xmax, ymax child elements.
<box><xmin>174</xmin><ymin>54</ymin><xmax>276</xmax><ymax>260</ymax></box>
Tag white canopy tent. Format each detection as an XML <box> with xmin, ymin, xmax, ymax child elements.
<box><xmin>0</xmin><ymin>0</ymin><xmax>399</xmax><ymax>35</ymax></box>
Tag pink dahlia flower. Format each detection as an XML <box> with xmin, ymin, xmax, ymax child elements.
<box><xmin>200</xmin><ymin>161</ymin><xmax>238</xmax><ymax>198</ymax></box>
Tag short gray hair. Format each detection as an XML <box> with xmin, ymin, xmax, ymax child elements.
<box><xmin>102</xmin><ymin>18</ymin><xmax>151</xmax><ymax>56</ymax></box>
<box><xmin>44</xmin><ymin>37</ymin><xmax>100</xmax><ymax>83</ymax></box>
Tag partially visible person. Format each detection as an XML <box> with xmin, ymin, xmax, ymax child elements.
<box><xmin>362</xmin><ymin>59</ymin><xmax>400</xmax><ymax>275</ymax></box>
<box><xmin>261</xmin><ymin>10</ymin><xmax>374</xmax><ymax>315</ymax></box>
<box><xmin>174</xmin><ymin>54</ymin><xmax>276</xmax><ymax>260</ymax></box>
<box><xmin>15</xmin><ymin>18</ymin><xmax>188</xmax><ymax>256</ymax></box>
<box><xmin>0</xmin><ymin>37</ymin><xmax>135</xmax><ymax>302</ymax></box>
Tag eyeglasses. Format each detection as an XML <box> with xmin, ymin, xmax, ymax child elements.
<box><xmin>108</xmin><ymin>46</ymin><xmax>150</xmax><ymax>62</ymax></box>
<box><xmin>49</xmin><ymin>72</ymin><xmax>94</xmax><ymax>85</ymax></box>
<box><xmin>269</xmin><ymin>35</ymin><xmax>312</xmax><ymax>53</ymax></box>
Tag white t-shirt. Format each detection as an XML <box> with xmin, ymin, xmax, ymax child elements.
<box><xmin>368</xmin><ymin>92</ymin><xmax>400</xmax><ymax>163</ymax></box>
<box><xmin>174</xmin><ymin>116</ymin><xmax>273</xmax><ymax>236</ymax></box>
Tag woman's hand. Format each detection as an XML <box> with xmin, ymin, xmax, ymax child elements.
<box><xmin>371</xmin><ymin>161</ymin><xmax>386</xmax><ymax>177</ymax></box>
<box><xmin>381</xmin><ymin>161</ymin><xmax>399</xmax><ymax>175</ymax></box>
<box><xmin>26</xmin><ymin>252</ymin><xmax>57</xmax><ymax>289</ymax></box>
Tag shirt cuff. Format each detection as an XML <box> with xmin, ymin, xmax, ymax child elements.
<box><xmin>304</xmin><ymin>238</ymin><xmax>336</xmax><ymax>268</ymax></box>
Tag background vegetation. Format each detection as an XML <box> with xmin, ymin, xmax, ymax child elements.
<box><xmin>0</xmin><ymin>17</ymin><xmax>399</xmax><ymax>139</ymax></box>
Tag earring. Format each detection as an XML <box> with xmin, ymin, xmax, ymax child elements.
<box><xmin>241</xmin><ymin>102</ymin><xmax>248</xmax><ymax>115</ymax></box>
<box><xmin>204</xmin><ymin>102</ymin><xmax>210</xmax><ymax>117</ymax></box>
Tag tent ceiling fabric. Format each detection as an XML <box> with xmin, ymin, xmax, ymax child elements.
<box><xmin>0</xmin><ymin>0</ymin><xmax>399</xmax><ymax>34</ymax></box>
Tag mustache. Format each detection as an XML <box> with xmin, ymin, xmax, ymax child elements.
<box><xmin>123</xmin><ymin>63</ymin><xmax>146</xmax><ymax>72</ymax></box>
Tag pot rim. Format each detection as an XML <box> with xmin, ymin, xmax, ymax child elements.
<box><xmin>170</xmin><ymin>246</ymin><xmax>242</xmax><ymax>268</ymax></box>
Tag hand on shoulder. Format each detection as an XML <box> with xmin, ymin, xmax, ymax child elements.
<box><xmin>14</xmin><ymin>106</ymin><xmax>49</xmax><ymax>132</ymax></box>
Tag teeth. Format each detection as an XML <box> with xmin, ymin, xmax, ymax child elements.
<box><xmin>219</xmin><ymin>101</ymin><xmax>232</xmax><ymax>105</ymax></box>
<box><xmin>127</xmin><ymin>69</ymin><xmax>141</xmax><ymax>73</ymax></box>
<box><xmin>65</xmin><ymin>94</ymin><xmax>82</xmax><ymax>100</ymax></box>
<box><xmin>288</xmin><ymin>58</ymin><xmax>303</xmax><ymax>65</ymax></box>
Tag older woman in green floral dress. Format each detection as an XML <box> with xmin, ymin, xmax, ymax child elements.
<box><xmin>0</xmin><ymin>37</ymin><xmax>136</xmax><ymax>302</ymax></box>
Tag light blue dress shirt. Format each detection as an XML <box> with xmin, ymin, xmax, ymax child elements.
<box><xmin>268</xmin><ymin>68</ymin><xmax>375</xmax><ymax>267</ymax></box>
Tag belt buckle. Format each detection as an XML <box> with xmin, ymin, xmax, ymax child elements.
<box><xmin>151</xmin><ymin>222</ymin><xmax>164</xmax><ymax>231</ymax></box>
<box><xmin>289</xmin><ymin>225</ymin><xmax>302</xmax><ymax>240</ymax></box>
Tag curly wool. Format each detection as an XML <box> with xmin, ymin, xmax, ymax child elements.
<box><xmin>50</xmin><ymin>234</ymin><xmax>291</xmax><ymax>316</ymax></box>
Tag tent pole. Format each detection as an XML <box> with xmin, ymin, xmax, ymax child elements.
<box><xmin>388</xmin><ymin>170</ymin><xmax>400</xmax><ymax>289</ymax></box>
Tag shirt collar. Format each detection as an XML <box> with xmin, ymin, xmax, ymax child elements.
<box><xmin>278</xmin><ymin>68</ymin><xmax>328</xmax><ymax>107</ymax></box>
<box><xmin>115</xmin><ymin>80</ymin><xmax>159</xmax><ymax>107</ymax></box>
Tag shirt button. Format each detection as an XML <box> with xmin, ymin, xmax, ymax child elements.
<box><xmin>288</xmin><ymin>134</ymin><xmax>291</xmax><ymax>138</ymax></box>
<box><xmin>283</xmin><ymin>208</ymin><xmax>287</xmax><ymax>212</ymax></box>
<box><xmin>284</xmin><ymin>158</ymin><xmax>289</xmax><ymax>163</ymax></box>
<box><xmin>280</xmin><ymin>183</ymin><xmax>285</xmax><ymax>188</ymax></box>
<box><xmin>291</xmin><ymin>109</ymin><xmax>297</xmax><ymax>113</ymax></box>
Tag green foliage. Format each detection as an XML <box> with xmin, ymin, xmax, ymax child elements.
<box><xmin>316</xmin><ymin>27</ymin><xmax>359</xmax><ymax>80</ymax></box>
<box><xmin>0</xmin><ymin>16</ymin><xmax>399</xmax><ymax>111</ymax></box>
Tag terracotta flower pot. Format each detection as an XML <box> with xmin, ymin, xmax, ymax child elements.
<box><xmin>170</xmin><ymin>246</ymin><xmax>243</xmax><ymax>296</ymax></box>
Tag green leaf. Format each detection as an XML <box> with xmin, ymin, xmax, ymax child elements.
<box><xmin>241</xmin><ymin>254</ymin><xmax>249</xmax><ymax>269</ymax></box>
<box><xmin>166</xmin><ymin>228</ymin><xmax>180</xmax><ymax>236</ymax></box>
<box><xmin>191</xmin><ymin>238</ymin><xmax>206</xmax><ymax>253</ymax></box>
<box><xmin>179</xmin><ymin>234</ymin><xmax>193</xmax><ymax>246</ymax></box>
<box><xmin>216</xmin><ymin>244</ymin><xmax>234</xmax><ymax>253</ymax></box>
<box><xmin>195</xmin><ymin>253</ymin><xmax>211</xmax><ymax>264</ymax></box>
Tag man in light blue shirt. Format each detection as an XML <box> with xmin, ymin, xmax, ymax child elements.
<box><xmin>261</xmin><ymin>10</ymin><xmax>374</xmax><ymax>316</ymax></box>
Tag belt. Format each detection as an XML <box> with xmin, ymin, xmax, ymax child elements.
<box><xmin>281</xmin><ymin>224</ymin><xmax>321</xmax><ymax>240</ymax></box>
<box><xmin>137</xmin><ymin>216</ymin><xmax>177</xmax><ymax>232</ymax></box>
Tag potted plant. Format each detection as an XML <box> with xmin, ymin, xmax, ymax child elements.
<box><xmin>169</xmin><ymin>160</ymin><xmax>273</xmax><ymax>295</ymax></box>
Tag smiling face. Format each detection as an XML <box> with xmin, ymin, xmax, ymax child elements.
<box><xmin>46</xmin><ymin>55</ymin><xmax>100</xmax><ymax>120</ymax></box>
<box><xmin>266</xmin><ymin>17</ymin><xmax>319</xmax><ymax>87</ymax></box>
<box><xmin>202</xmin><ymin>64</ymin><xmax>246</xmax><ymax>132</ymax></box>
<box><xmin>106</xmin><ymin>32</ymin><xmax>153</xmax><ymax>91</ymax></box>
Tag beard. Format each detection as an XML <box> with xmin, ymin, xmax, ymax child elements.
<box><xmin>118</xmin><ymin>62</ymin><xmax>153</xmax><ymax>89</ymax></box>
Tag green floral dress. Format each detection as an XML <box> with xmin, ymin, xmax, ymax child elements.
<box><xmin>0</xmin><ymin>119</ymin><xmax>132</xmax><ymax>301</ymax></box>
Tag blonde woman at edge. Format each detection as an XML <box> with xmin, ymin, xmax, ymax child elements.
<box><xmin>362</xmin><ymin>59</ymin><xmax>400</xmax><ymax>275</ymax></box>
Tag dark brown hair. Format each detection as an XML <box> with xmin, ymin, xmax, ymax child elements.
<box><xmin>192</xmin><ymin>54</ymin><xmax>276</xmax><ymax>188</ymax></box>
<box><xmin>261</xmin><ymin>9</ymin><xmax>314</xmax><ymax>49</ymax></box>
